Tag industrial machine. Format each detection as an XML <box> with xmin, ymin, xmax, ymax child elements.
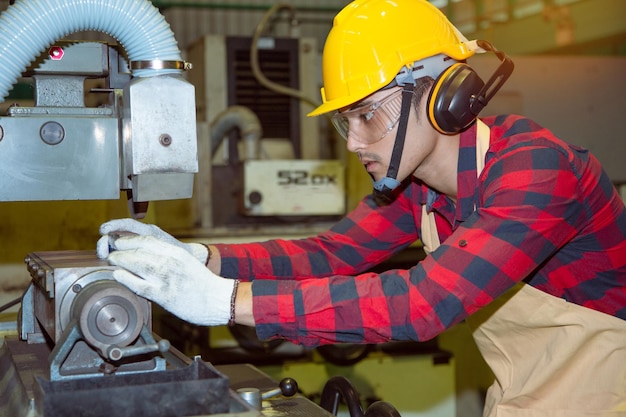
<box><xmin>2</xmin><ymin>249</ymin><xmax>349</xmax><ymax>417</ymax></box>
<box><xmin>186</xmin><ymin>31</ymin><xmax>346</xmax><ymax>236</ymax></box>
<box><xmin>0</xmin><ymin>1</ymin><xmax>361</xmax><ymax>416</ymax></box>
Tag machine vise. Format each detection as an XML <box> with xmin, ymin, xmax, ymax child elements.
<box><xmin>1</xmin><ymin>250</ymin><xmax>337</xmax><ymax>417</ymax></box>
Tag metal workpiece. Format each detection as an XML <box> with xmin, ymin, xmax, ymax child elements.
<box><xmin>22</xmin><ymin>250</ymin><xmax>122</xmax><ymax>343</ymax></box>
<box><xmin>18</xmin><ymin>250</ymin><xmax>166</xmax><ymax>382</ymax></box>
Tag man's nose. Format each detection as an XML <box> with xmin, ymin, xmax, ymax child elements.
<box><xmin>345</xmin><ymin>131</ymin><xmax>362</xmax><ymax>153</ymax></box>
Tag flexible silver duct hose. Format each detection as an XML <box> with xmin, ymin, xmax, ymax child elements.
<box><xmin>0</xmin><ymin>0</ymin><xmax>184</xmax><ymax>101</ymax></box>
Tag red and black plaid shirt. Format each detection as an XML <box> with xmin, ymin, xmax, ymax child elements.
<box><xmin>216</xmin><ymin>115</ymin><xmax>626</xmax><ymax>347</ymax></box>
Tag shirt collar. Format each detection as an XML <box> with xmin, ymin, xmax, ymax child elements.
<box><xmin>456</xmin><ymin>122</ymin><xmax>480</xmax><ymax>224</ymax></box>
<box><xmin>421</xmin><ymin>121</ymin><xmax>481</xmax><ymax>228</ymax></box>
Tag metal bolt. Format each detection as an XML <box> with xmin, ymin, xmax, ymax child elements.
<box><xmin>0</xmin><ymin>125</ymin><xmax>4</xmax><ymax>142</ymax></box>
<box><xmin>248</xmin><ymin>191</ymin><xmax>263</xmax><ymax>205</ymax></box>
<box><xmin>48</xmin><ymin>45</ymin><xmax>64</xmax><ymax>60</ymax></box>
<box><xmin>99</xmin><ymin>362</ymin><xmax>117</xmax><ymax>375</ymax></box>
<box><xmin>159</xmin><ymin>133</ymin><xmax>172</xmax><ymax>147</ymax></box>
<box><xmin>40</xmin><ymin>121</ymin><xmax>65</xmax><ymax>145</ymax></box>
<box><xmin>72</xmin><ymin>284</ymin><xmax>82</xmax><ymax>293</ymax></box>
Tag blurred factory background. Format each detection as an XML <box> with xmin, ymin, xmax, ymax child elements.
<box><xmin>0</xmin><ymin>1</ymin><xmax>625</xmax><ymax>416</ymax></box>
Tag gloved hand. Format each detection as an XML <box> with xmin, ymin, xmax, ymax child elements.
<box><xmin>106</xmin><ymin>235</ymin><xmax>235</xmax><ymax>326</ymax></box>
<box><xmin>97</xmin><ymin>218</ymin><xmax>208</xmax><ymax>264</ymax></box>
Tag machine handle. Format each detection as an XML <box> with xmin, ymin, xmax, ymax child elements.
<box><xmin>107</xmin><ymin>338</ymin><xmax>170</xmax><ymax>361</ymax></box>
<box><xmin>364</xmin><ymin>402</ymin><xmax>402</xmax><ymax>417</ymax></box>
<box><xmin>237</xmin><ymin>377</ymin><xmax>298</xmax><ymax>410</ymax></box>
<box><xmin>261</xmin><ymin>377</ymin><xmax>298</xmax><ymax>399</ymax></box>
<box><xmin>320</xmin><ymin>376</ymin><xmax>364</xmax><ymax>417</ymax></box>
<box><xmin>320</xmin><ymin>375</ymin><xmax>402</xmax><ymax>417</ymax></box>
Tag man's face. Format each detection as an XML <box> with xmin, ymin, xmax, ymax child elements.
<box><xmin>336</xmin><ymin>87</ymin><xmax>436</xmax><ymax>184</ymax></box>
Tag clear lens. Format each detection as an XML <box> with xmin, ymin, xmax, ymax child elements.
<box><xmin>331</xmin><ymin>89</ymin><xmax>404</xmax><ymax>144</ymax></box>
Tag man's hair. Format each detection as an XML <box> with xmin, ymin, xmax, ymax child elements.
<box><xmin>412</xmin><ymin>76</ymin><xmax>434</xmax><ymax>113</ymax></box>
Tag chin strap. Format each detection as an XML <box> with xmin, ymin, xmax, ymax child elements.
<box><xmin>372</xmin><ymin>83</ymin><xmax>415</xmax><ymax>204</ymax></box>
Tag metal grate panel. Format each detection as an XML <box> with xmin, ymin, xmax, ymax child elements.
<box><xmin>226</xmin><ymin>36</ymin><xmax>301</xmax><ymax>157</ymax></box>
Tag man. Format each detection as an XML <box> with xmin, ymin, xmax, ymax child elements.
<box><xmin>98</xmin><ymin>0</ymin><xmax>626</xmax><ymax>415</ymax></box>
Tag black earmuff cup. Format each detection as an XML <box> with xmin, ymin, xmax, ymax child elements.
<box><xmin>429</xmin><ymin>64</ymin><xmax>485</xmax><ymax>135</ymax></box>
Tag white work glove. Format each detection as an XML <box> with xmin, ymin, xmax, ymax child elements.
<box><xmin>97</xmin><ymin>218</ymin><xmax>208</xmax><ymax>263</ymax></box>
<box><xmin>106</xmin><ymin>235</ymin><xmax>235</xmax><ymax>326</ymax></box>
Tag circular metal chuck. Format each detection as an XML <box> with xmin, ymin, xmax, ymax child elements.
<box><xmin>71</xmin><ymin>280</ymin><xmax>146</xmax><ymax>357</ymax></box>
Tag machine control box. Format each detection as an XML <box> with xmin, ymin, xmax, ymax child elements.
<box><xmin>243</xmin><ymin>160</ymin><xmax>345</xmax><ymax>216</ymax></box>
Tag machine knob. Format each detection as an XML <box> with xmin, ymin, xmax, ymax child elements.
<box><xmin>279</xmin><ymin>377</ymin><xmax>298</xmax><ymax>396</ymax></box>
<box><xmin>261</xmin><ymin>377</ymin><xmax>298</xmax><ymax>399</ymax></box>
<box><xmin>237</xmin><ymin>377</ymin><xmax>298</xmax><ymax>410</ymax></box>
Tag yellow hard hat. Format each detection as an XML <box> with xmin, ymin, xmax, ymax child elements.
<box><xmin>308</xmin><ymin>0</ymin><xmax>475</xmax><ymax>117</ymax></box>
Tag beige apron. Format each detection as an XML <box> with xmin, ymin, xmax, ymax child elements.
<box><xmin>421</xmin><ymin>120</ymin><xmax>626</xmax><ymax>416</ymax></box>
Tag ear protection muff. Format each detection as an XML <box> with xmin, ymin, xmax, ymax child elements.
<box><xmin>427</xmin><ymin>40</ymin><xmax>514</xmax><ymax>135</ymax></box>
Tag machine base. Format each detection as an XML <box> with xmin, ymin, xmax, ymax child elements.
<box><xmin>0</xmin><ymin>335</ymin><xmax>333</xmax><ymax>417</ymax></box>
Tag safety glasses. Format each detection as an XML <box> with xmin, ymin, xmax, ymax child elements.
<box><xmin>331</xmin><ymin>89</ymin><xmax>404</xmax><ymax>145</ymax></box>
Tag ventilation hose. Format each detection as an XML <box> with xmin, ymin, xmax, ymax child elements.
<box><xmin>210</xmin><ymin>105</ymin><xmax>262</xmax><ymax>160</ymax></box>
<box><xmin>0</xmin><ymin>0</ymin><xmax>184</xmax><ymax>102</ymax></box>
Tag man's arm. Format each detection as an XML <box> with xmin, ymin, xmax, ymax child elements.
<box><xmin>234</xmin><ymin>281</ymin><xmax>255</xmax><ymax>326</ymax></box>
<box><xmin>206</xmin><ymin>244</ymin><xmax>221</xmax><ymax>274</ymax></box>
<box><xmin>214</xmin><ymin>191</ymin><xmax>422</xmax><ymax>282</ymax></box>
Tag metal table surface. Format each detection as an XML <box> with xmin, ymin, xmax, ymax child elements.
<box><xmin>217</xmin><ymin>363</ymin><xmax>335</xmax><ymax>417</ymax></box>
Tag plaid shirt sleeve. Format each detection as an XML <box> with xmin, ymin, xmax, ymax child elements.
<box><xmin>216</xmin><ymin>115</ymin><xmax>626</xmax><ymax>347</ymax></box>
<box><xmin>217</xmin><ymin>188</ymin><xmax>424</xmax><ymax>280</ymax></box>
<box><xmin>215</xmin><ymin>186</ymin><xmax>437</xmax><ymax>346</ymax></box>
